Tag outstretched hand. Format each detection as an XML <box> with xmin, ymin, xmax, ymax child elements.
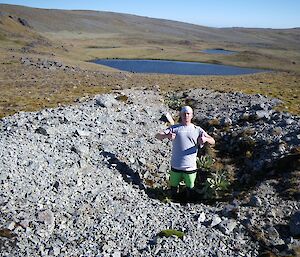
<box><xmin>198</xmin><ymin>133</ymin><xmax>215</xmax><ymax>145</ymax></box>
<box><xmin>167</xmin><ymin>132</ymin><xmax>176</xmax><ymax>141</ymax></box>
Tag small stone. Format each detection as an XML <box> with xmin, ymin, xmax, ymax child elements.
<box><xmin>285</xmin><ymin>118</ymin><xmax>294</xmax><ymax>125</ymax></box>
<box><xmin>52</xmin><ymin>246</ymin><xmax>60</xmax><ymax>256</ymax></box>
<box><xmin>95</xmin><ymin>95</ymin><xmax>118</xmax><ymax>108</ymax></box>
<box><xmin>164</xmin><ymin>112</ymin><xmax>175</xmax><ymax>125</ymax></box>
<box><xmin>272</xmin><ymin>127</ymin><xmax>283</xmax><ymax>136</ymax></box>
<box><xmin>71</xmin><ymin>145</ymin><xmax>90</xmax><ymax>157</ymax></box>
<box><xmin>75</xmin><ymin>129</ymin><xmax>91</xmax><ymax>137</ymax></box>
<box><xmin>255</xmin><ymin>110</ymin><xmax>270</xmax><ymax>120</ymax></box>
<box><xmin>220</xmin><ymin>117</ymin><xmax>232</xmax><ymax>126</ymax></box>
<box><xmin>128</xmin><ymin>157</ymin><xmax>135</xmax><ymax>163</ymax></box>
<box><xmin>198</xmin><ymin>212</ymin><xmax>206</xmax><ymax>223</ymax></box>
<box><xmin>290</xmin><ymin>211</ymin><xmax>300</xmax><ymax>237</ymax></box>
<box><xmin>37</xmin><ymin>210</ymin><xmax>55</xmax><ymax>227</ymax></box>
<box><xmin>122</xmin><ymin>128</ymin><xmax>130</xmax><ymax>134</ymax></box>
<box><xmin>138</xmin><ymin>158</ymin><xmax>146</xmax><ymax>166</ymax></box>
<box><xmin>218</xmin><ymin>219</ymin><xmax>237</xmax><ymax>235</ymax></box>
<box><xmin>211</xmin><ymin>215</ymin><xmax>222</xmax><ymax>227</ymax></box>
<box><xmin>111</xmin><ymin>251</ymin><xmax>121</xmax><ymax>257</ymax></box>
<box><xmin>35</xmin><ymin>127</ymin><xmax>49</xmax><ymax>136</ymax></box>
<box><xmin>249</xmin><ymin>195</ymin><xmax>262</xmax><ymax>207</ymax></box>
<box><xmin>19</xmin><ymin>219</ymin><xmax>30</xmax><ymax>228</ymax></box>
<box><xmin>4</xmin><ymin>221</ymin><xmax>15</xmax><ymax>230</ymax></box>
<box><xmin>158</xmin><ymin>163</ymin><xmax>168</xmax><ymax>173</ymax></box>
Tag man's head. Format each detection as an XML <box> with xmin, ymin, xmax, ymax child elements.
<box><xmin>180</xmin><ymin>106</ymin><xmax>193</xmax><ymax>125</ymax></box>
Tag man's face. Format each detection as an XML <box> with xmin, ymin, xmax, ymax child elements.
<box><xmin>181</xmin><ymin>111</ymin><xmax>193</xmax><ymax>125</ymax></box>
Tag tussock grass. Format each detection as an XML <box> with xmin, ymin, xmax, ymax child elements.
<box><xmin>0</xmin><ymin>6</ymin><xmax>299</xmax><ymax>117</ymax></box>
<box><xmin>1</xmin><ymin>60</ymin><xmax>298</xmax><ymax>119</ymax></box>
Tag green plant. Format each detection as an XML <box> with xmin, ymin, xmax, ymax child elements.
<box><xmin>164</xmin><ymin>95</ymin><xmax>183</xmax><ymax>110</ymax></box>
<box><xmin>201</xmin><ymin>170</ymin><xmax>230</xmax><ymax>199</ymax></box>
<box><xmin>197</xmin><ymin>155</ymin><xmax>214</xmax><ymax>171</ymax></box>
<box><xmin>158</xmin><ymin>229</ymin><xmax>185</xmax><ymax>239</ymax></box>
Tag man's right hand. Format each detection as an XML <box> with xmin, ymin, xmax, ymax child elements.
<box><xmin>167</xmin><ymin>132</ymin><xmax>176</xmax><ymax>141</ymax></box>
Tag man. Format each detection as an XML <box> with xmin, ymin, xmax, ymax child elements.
<box><xmin>155</xmin><ymin>106</ymin><xmax>215</xmax><ymax>200</ymax></box>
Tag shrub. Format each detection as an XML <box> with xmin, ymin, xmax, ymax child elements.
<box><xmin>197</xmin><ymin>155</ymin><xmax>231</xmax><ymax>199</ymax></box>
<box><xmin>164</xmin><ymin>95</ymin><xmax>183</xmax><ymax>110</ymax></box>
<box><xmin>197</xmin><ymin>155</ymin><xmax>214</xmax><ymax>171</ymax></box>
<box><xmin>201</xmin><ymin>169</ymin><xmax>230</xmax><ymax>199</ymax></box>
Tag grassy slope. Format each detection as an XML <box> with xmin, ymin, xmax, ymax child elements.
<box><xmin>0</xmin><ymin>4</ymin><xmax>299</xmax><ymax>118</ymax></box>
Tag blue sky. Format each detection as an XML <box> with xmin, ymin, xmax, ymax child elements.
<box><xmin>0</xmin><ymin>0</ymin><xmax>299</xmax><ymax>28</ymax></box>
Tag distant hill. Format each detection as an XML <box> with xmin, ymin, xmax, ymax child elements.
<box><xmin>1</xmin><ymin>4</ymin><xmax>300</xmax><ymax>50</ymax></box>
<box><xmin>0</xmin><ymin>8</ymin><xmax>49</xmax><ymax>44</ymax></box>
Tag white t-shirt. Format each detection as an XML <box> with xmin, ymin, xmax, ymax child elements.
<box><xmin>164</xmin><ymin>123</ymin><xmax>206</xmax><ymax>171</ymax></box>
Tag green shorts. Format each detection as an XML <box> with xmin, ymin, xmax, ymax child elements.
<box><xmin>169</xmin><ymin>168</ymin><xmax>197</xmax><ymax>189</ymax></box>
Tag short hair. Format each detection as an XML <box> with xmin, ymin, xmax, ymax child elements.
<box><xmin>180</xmin><ymin>106</ymin><xmax>193</xmax><ymax>113</ymax></box>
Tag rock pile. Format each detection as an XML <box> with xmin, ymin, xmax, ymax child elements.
<box><xmin>20</xmin><ymin>57</ymin><xmax>73</xmax><ymax>71</ymax></box>
<box><xmin>0</xmin><ymin>89</ymin><xmax>299</xmax><ymax>256</ymax></box>
<box><xmin>173</xmin><ymin>89</ymin><xmax>300</xmax><ymax>183</ymax></box>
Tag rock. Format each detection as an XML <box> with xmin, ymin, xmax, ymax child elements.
<box><xmin>290</xmin><ymin>211</ymin><xmax>300</xmax><ymax>237</ymax></box>
<box><xmin>284</xmin><ymin>118</ymin><xmax>294</xmax><ymax>125</ymax></box>
<box><xmin>35</xmin><ymin>127</ymin><xmax>49</xmax><ymax>136</ymax></box>
<box><xmin>75</xmin><ymin>129</ymin><xmax>91</xmax><ymax>137</ymax></box>
<box><xmin>272</xmin><ymin>127</ymin><xmax>283</xmax><ymax>136</ymax></box>
<box><xmin>218</xmin><ymin>219</ymin><xmax>237</xmax><ymax>235</ymax></box>
<box><xmin>3</xmin><ymin>221</ymin><xmax>15</xmax><ymax>230</ymax></box>
<box><xmin>164</xmin><ymin>112</ymin><xmax>175</xmax><ymax>125</ymax></box>
<box><xmin>222</xmin><ymin>203</ymin><xmax>239</xmax><ymax>218</ymax></box>
<box><xmin>255</xmin><ymin>110</ymin><xmax>270</xmax><ymax>120</ymax></box>
<box><xmin>37</xmin><ymin>210</ymin><xmax>55</xmax><ymax>227</ymax></box>
<box><xmin>248</xmin><ymin>195</ymin><xmax>262</xmax><ymax>207</ymax></box>
<box><xmin>122</xmin><ymin>127</ymin><xmax>130</xmax><ymax>134</ymax></box>
<box><xmin>158</xmin><ymin>163</ymin><xmax>168</xmax><ymax>173</ymax></box>
<box><xmin>71</xmin><ymin>145</ymin><xmax>90</xmax><ymax>157</ymax></box>
<box><xmin>220</xmin><ymin>117</ymin><xmax>232</xmax><ymax>126</ymax></box>
<box><xmin>111</xmin><ymin>251</ymin><xmax>121</xmax><ymax>257</ymax></box>
<box><xmin>211</xmin><ymin>215</ymin><xmax>222</xmax><ymax>227</ymax></box>
<box><xmin>197</xmin><ymin>212</ymin><xmax>206</xmax><ymax>223</ymax></box>
<box><xmin>266</xmin><ymin>226</ymin><xmax>284</xmax><ymax>245</ymax></box>
<box><xmin>95</xmin><ymin>95</ymin><xmax>118</xmax><ymax>108</ymax></box>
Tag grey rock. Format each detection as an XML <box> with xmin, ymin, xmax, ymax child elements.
<box><xmin>211</xmin><ymin>215</ymin><xmax>222</xmax><ymax>227</ymax></box>
<box><xmin>158</xmin><ymin>163</ymin><xmax>168</xmax><ymax>173</ymax></box>
<box><xmin>255</xmin><ymin>110</ymin><xmax>270</xmax><ymax>120</ymax></box>
<box><xmin>220</xmin><ymin>117</ymin><xmax>232</xmax><ymax>126</ymax></box>
<box><xmin>35</xmin><ymin>127</ymin><xmax>49</xmax><ymax>136</ymax></box>
<box><xmin>218</xmin><ymin>219</ymin><xmax>237</xmax><ymax>235</ymax></box>
<box><xmin>290</xmin><ymin>211</ymin><xmax>300</xmax><ymax>237</ymax></box>
<box><xmin>75</xmin><ymin>129</ymin><xmax>91</xmax><ymax>137</ymax></box>
<box><xmin>95</xmin><ymin>95</ymin><xmax>118</xmax><ymax>108</ymax></box>
<box><xmin>198</xmin><ymin>212</ymin><xmax>206</xmax><ymax>223</ymax></box>
<box><xmin>71</xmin><ymin>145</ymin><xmax>90</xmax><ymax>157</ymax></box>
<box><xmin>285</xmin><ymin>118</ymin><xmax>294</xmax><ymax>125</ymax></box>
<box><xmin>249</xmin><ymin>195</ymin><xmax>262</xmax><ymax>207</ymax></box>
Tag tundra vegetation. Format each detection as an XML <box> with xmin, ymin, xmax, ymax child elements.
<box><xmin>0</xmin><ymin>4</ymin><xmax>299</xmax><ymax>256</ymax></box>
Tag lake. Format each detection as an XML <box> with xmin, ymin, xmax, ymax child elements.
<box><xmin>201</xmin><ymin>49</ymin><xmax>238</xmax><ymax>55</ymax></box>
<box><xmin>92</xmin><ymin>59</ymin><xmax>268</xmax><ymax>76</ymax></box>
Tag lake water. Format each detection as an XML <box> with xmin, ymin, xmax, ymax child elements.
<box><xmin>92</xmin><ymin>59</ymin><xmax>267</xmax><ymax>76</ymax></box>
<box><xmin>201</xmin><ymin>49</ymin><xmax>238</xmax><ymax>55</ymax></box>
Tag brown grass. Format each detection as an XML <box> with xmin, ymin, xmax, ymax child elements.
<box><xmin>0</xmin><ymin>54</ymin><xmax>299</xmax><ymax>119</ymax></box>
<box><xmin>0</xmin><ymin>5</ymin><xmax>299</xmax><ymax>118</ymax></box>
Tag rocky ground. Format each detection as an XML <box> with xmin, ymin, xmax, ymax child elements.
<box><xmin>0</xmin><ymin>88</ymin><xmax>299</xmax><ymax>257</ymax></box>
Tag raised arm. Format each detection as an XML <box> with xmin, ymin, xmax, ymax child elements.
<box><xmin>155</xmin><ymin>131</ymin><xmax>176</xmax><ymax>141</ymax></box>
<box><xmin>198</xmin><ymin>131</ymin><xmax>215</xmax><ymax>146</ymax></box>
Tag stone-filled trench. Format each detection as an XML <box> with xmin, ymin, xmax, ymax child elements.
<box><xmin>0</xmin><ymin>88</ymin><xmax>299</xmax><ymax>256</ymax></box>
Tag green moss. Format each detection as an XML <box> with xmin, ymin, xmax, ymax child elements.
<box><xmin>158</xmin><ymin>229</ymin><xmax>185</xmax><ymax>239</ymax></box>
<box><xmin>115</xmin><ymin>94</ymin><xmax>129</xmax><ymax>102</ymax></box>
